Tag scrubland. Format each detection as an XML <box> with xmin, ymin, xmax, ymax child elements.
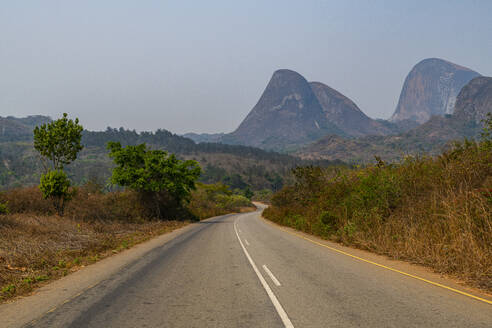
<box><xmin>264</xmin><ymin>139</ymin><xmax>492</xmax><ymax>292</ymax></box>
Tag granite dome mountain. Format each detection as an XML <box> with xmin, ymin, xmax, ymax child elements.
<box><xmin>390</xmin><ymin>58</ymin><xmax>480</xmax><ymax>124</ymax></box>
<box><xmin>219</xmin><ymin>69</ymin><xmax>391</xmax><ymax>151</ymax></box>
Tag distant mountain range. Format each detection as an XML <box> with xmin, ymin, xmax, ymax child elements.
<box><xmin>185</xmin><ymin>57</ymin><xmax>486</xmax><ymax>160</ymax></box>
<box><xmin>2</xmin><ymin>58</ymin><xmax>489</xmax><ymax>168</ymax></box>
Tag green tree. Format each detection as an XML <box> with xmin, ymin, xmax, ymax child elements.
<box><xmin>243</xmin><ymin>186</ymin><xmax>254</xmax><ymax>200</ymax></box>
<box><xmin>34</xmin><ymin>113</ymin><xmax>83</xmax><ymax>171</ymax></box>
<box><xmin>33</xmin><ymin>113</ymin><xmax>83</xmax><ymax>215</ymax></box>
<box><xmin>107</xmin><ymin>142</ymin><xmax>201</xmax><ymax>219</ymax></box>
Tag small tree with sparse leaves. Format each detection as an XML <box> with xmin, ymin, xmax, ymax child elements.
<box><xmin>33</xmin><ymin>113</ymin><xmax>83</xmax><ymax>215</ymax></box>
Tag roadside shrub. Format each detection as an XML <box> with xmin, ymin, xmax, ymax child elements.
<box><xmin>252</xmin><ymin>189</ymin><xmax>273</xmax><ymax>203</ymax></box>
<box><xmin>263</xmin><ymin>134</ymin><xmax>492</xmax><ymax>291</ymax></box>
<box><xmin>39</xmin><ymin>170</ymin><xmax>73</xmax><ymax>216</ymax></box>
<box><xmin>319</xmin><ymin>210</ymin><xmax>337</xmax><ymax>227</ymax></box>
<box><xmin>0</xmin><ymin>181</ymin><xmax>253</xmax><ymax>223</ymax></box>
<box><xmin>187</xmin><ymin>183</ymin><xmax>254</xmax><ymax>219</ymax></box>
<box><xmin>0</xmin><ymin>201</ymin><xmax>8</xmax><ymax>215</ymax></box>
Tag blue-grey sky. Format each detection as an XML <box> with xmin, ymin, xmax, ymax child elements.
<box><xmin>1</xmin><ymin>1</ymin><xmax>491</xmax><ymax>134</ymax></box>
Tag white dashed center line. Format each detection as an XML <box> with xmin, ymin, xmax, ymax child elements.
<box><xmin>234</xmin><ymin>221</ymin><xmax>294</xmax><ymax>328</ymax></box>
<box><xmin>263</xmin><ymin>265</ymin><xmax>281</xmax><ymax>286</ymax></box>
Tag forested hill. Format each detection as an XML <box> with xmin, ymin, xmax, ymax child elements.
<box><xmin>82</xmin><ymin>128</ymin><xmax>316</xmax><ymax>163</ymax></box>
<box><xmin>82</xmin><ymin>128</ymin><xmax>196</xmax><ymax>152</ymax></box>
<box><xmin>0</xmin><ymin>123</ymin><xmax>344</xmax><ymax>191</ymax></box>
<box><xmin>0</xmin><ymin>115</ymin><xmax>51</xmax><ymax>142</ymax></box>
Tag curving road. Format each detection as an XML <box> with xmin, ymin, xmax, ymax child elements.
<box><xmin>7</xmin><ymin>205</ymin><xmax>492</xmax><ymax>327</ymax></box>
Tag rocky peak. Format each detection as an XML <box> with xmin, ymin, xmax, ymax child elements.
<box><xmin>227</xmin><ymin>69</ymin><xmax>344</xmax><ymax>150</ymax></box>
<box><xmin>453</xmin><ymin>76</ymin><xmax>492</xmax><ymax>124</ymax></box>
<box><xmin>390</xmin><ymin>58</ymin><xmax>480</xmax><ymax>124</ymax></box>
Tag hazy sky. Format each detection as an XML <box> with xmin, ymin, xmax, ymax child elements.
<box><xmin>1</xmin><ymin>1</ymin><xmax>491</xmax><ymax>134</ymax></box>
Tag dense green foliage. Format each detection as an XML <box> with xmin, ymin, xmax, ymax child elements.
<box><xmin>33</xmin><ymin>113</ymin><xmax>83</xmax><ymax>171</ymax></box>
<box><xmin>264</xmin><ymin>119</ymin><xmax>492</xmax><ymax>291</ymax></box>
<box><xmin>39</xmin><ymin>170</ymin><xmax>72</xmax><ymax>216</ymax></box>
<box><xmin>107</xmin><ymin>142</ymin><xmax>201</xmax><ymax>219</ymax></box>
<box><xmin>188</xmin><ymin>183</ymin><xmax>253</xmax><ymax>219</ymax></box>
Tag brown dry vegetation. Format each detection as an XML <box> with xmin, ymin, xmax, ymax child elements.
<box><xmin>264</xmin><ymin>139</ymin><xmax>492</xmax><ymax>292</ymax></box>
<box><xmin>0</xmin><ymin>214</ymin><xmax>185</xmax><ymax>302</ymax></box>
<box><xmin>0</xmin><ymin>183</ymin><xmax>254</xmax><ymax>302</ymax></box>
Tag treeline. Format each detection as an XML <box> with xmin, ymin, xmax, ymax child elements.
<box><xmin>82</xmin><ymin>128</ymin><xmax>195</xmax><ymax>153</ymax></box>
<box><xmin>1</xmin><ymin>124</ymin><xmax>345</xmax><ymax>192</ymax></box>
<box><xmin>83</xmin><ymin>127</ymin><xmax>341</xmax><ymax>166</ymax></box>
<box><xmin>264</xmin><ymin>114</ymin><xmax>492</xmax><ymax>292</ymax></box>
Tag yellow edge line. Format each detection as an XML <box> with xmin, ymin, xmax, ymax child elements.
<box><xmin>262</xmin><ymin>218</ymin><xmax>492</xmax><ymax>305</ymax></box>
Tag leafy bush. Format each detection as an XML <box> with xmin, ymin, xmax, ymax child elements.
<box><xmin>187</xmin><ymin>183</ymin><xmax>254</xmax><ymax>219</ymax></box>
<box><xmin>0</xmin><ymin>201</ymin><xmax>8</xmax><ymax>215</ymax></box>
<box><xmin>39</xmin><ymin>170</ymin><xmax>73</xmax><ymax>216</ymax></box>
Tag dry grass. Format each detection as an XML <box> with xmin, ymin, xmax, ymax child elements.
<box><xmin>0</xmin><ymin>213</ymin><xmax>186</xmax><ymax>302</ymax></box>
<box><xmin>264</xmin><ymin>141</ymin><xmax>492</xmax><ymax>292</ymax></box>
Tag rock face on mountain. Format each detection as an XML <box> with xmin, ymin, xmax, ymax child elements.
<box><xmin>453</xmin><ymin>76</ymin><xmax>492</xmax><ymax>124</ymax></box>
<box><xmin>390</xmin><ymin>58</ymin><xmax>480</xmax><ymax>124</ymax></box>
<box><xmin>309</xmin><ymin>82</ymin><xmax>392</xmax><ymax>137</ymax></box>
<box><xmin>225</xmin><ymin>69</ymin><xmax>344</xmax><ymax>150</ymax></box>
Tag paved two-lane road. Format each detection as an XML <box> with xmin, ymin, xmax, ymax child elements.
<box><xmin>9</xmin><ymin>205</ymin><xmax>492</xmax><ymax>327</ymax></box>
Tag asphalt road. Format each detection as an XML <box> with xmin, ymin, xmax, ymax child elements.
<box><xmin>15</xmin><ymin>205</ymin><xmax>492</xmax><ymax>327</ymax></box>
